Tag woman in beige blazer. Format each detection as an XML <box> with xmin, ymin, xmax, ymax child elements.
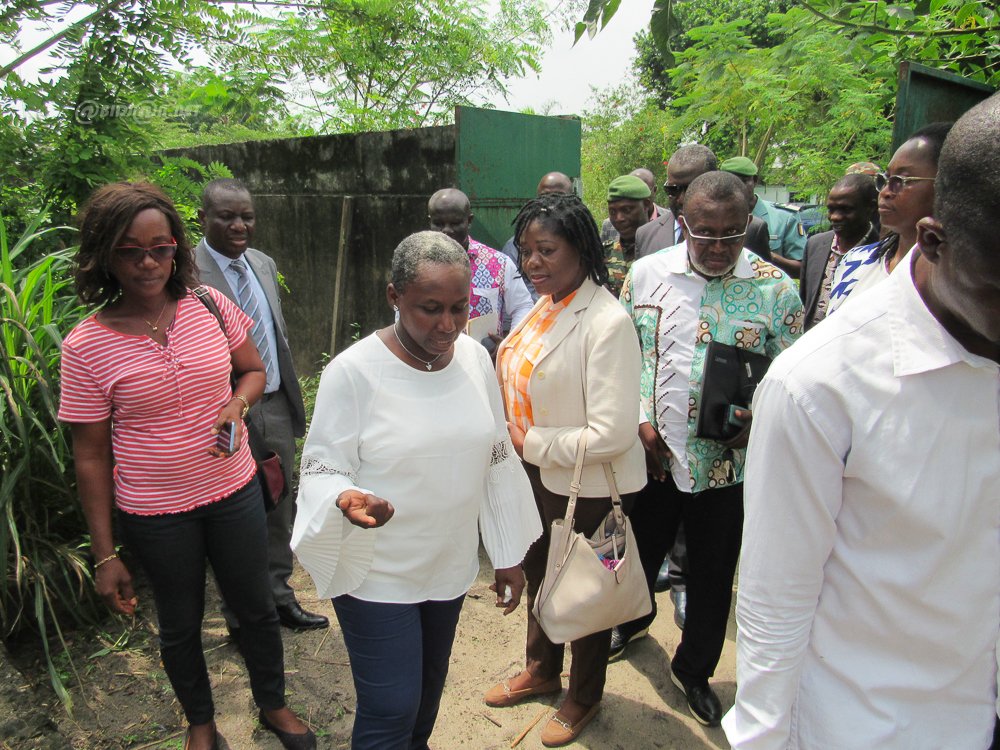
<box><xmin>483</xmin><ymin>193</ymin><xmax>645</xmax><ymax>747</ymax></box>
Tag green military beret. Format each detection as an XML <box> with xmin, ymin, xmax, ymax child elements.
<box><xmin>607</xmin><ymin>175</ymin><xmax>651</xmax><ymax>201</ymax></box>
<box><xmin>720</xmin><ymin>156</ymin><xmax>758</xmax><ymax>177</ymax></box>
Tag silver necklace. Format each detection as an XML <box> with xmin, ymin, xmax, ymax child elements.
<box><xmin>392</xmin><ymin>323</ymin><xmax>443</xmax><ymax>370</ymax></box>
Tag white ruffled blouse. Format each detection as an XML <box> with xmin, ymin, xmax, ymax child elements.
<box><xmin>291</xmin><ymin>333</ymin><xmax>542</xmax><ymax>603</ymax></box>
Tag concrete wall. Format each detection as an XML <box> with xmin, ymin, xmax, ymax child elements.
<box><xmin>168</xmin><ymin>126</ymin><xmax>456</xmax><ymax>376</ymax></box>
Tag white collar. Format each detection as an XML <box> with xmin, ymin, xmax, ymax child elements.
<box><xmin>889</xmin><ymin>252</ymin><xmax>998</xmax><ymax>377</ymax></box>
<box><xmin>662</xmin><ymin>242</ymin><xmax>755</xmax><ymax>280</ymax></box>
<box><xmin>203</xmin><ymin>240</ymin><xmax>247</xmax><ymax>273</ymax></box>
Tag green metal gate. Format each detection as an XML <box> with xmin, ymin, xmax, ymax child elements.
<box><xmin>893</xmin><ymin>62</ymin><xmax>994</xmax><ymax>151</ymax></box>
<box><xmin>455</xmin><ymin>106</ymin><xmax>581</xmax><ymax>249</ymax></box>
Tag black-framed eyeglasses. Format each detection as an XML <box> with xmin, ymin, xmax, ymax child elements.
<box><xmin>663</xmin><ymin>182</ymin><xmax>689</xmax><ymax>197</ymax></box>
<box><xmin>874</xmin><ymin>173</ymin><xmax>935</xmax><ymax>194</ymax></box>
<box><xmin>114</xmin><ymin>240</ymin><xmax>178</xmax><ymax>263</ymax></box>
<box><xmin>680</xmin><ymin>216</ymin><xmax>750</xmax><ymax>249</ymax></box>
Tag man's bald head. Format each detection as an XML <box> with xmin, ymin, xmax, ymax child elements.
<box><xmin>536</xmin><ymin>172</ymin><xmax>573</xmax><ymax>196</ymax></box>
<box><xmin>428</xmin><ymin>188</ymin><xmax>473</xmax><ymax>250</ymax></box>
<box><xmin>667</xmin><ymin>145</ymin><xmax>718</xmax><ymax>177</ymax></box>
<box><xmin>913</xmin><ymin>92</ymin><xmax>1000</xmax><ymax>355</ymax></box>
<box><xmin>630</xmin><ymin>168</ymin><xmax>657</xmax><ymax>198</ymax></box>
<box><xmin>666</xmin><ymin>144</ymin><xmax>718</xmax><ymax>216</ymax></box>
<box><xmin>428</xmin><ymin>188</ymin><xmax>470</xmax><ymax>216</ymax></box>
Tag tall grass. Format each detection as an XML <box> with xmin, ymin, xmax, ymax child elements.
<box><xmin>0</xmin><ymin>211</ymin><xmax>96</xmax><ymax>709</ymax></box>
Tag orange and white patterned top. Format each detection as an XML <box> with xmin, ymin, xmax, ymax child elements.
<box><xmin>499</xmin><ymin>290</ymin><xmax>578</xmax><ymax>432</ymax></box>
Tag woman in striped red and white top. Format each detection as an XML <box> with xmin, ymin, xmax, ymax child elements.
<box><xmin>58</xmin><ymin>182</ymin><xmax>315</xmax><ymax>750</ymax></box>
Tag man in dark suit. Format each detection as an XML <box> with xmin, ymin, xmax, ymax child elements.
<box><xmin>800</xmin><ymin>174</ymin><xmax>879</xmax><ymax>329</ymax></box>
<box><xmin>195</xmin><ymin>179</ymin><xmax>328</xmax><ymax>632</ymax></box>
<box><xmin>636</xmin><ymin>145</ymin><xmax>770</xmax><ymax>260</ymax></box>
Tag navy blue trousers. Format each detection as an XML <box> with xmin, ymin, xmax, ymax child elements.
<box><xmin>333</xmin><ymin>594</ymin><xmax>464</xmax><ymax>750</ymax></box>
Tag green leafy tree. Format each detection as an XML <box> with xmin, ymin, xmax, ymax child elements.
<box><xmin>581</xmin><ymin>86</ymin><xmax>674</xmax><ymax>217</ymax></box>
<box><xmin>794</xmin><ymin>0</ymin><xmax>1000</xmax><ymax>87</ymax></box>
<box><xmin>233</xmin><ymin>0</ymin><xmax>550</xmax><ymax>133</ymax></box>
<box><xmin>634</xmin><ymin>0</ymin><xmax>792</xmax><ymax>106</ymax></box>
<box><xmin>660</xmin><ymin>14</ymin><xmax>893</xmax><ymax>195</ymax></box>
<box><xmin>581</xmin><ymin>0</ymin><xmax>1000</xmax><ymax>88</ymax></box>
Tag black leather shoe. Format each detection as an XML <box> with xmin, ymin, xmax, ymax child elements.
<box><xmin>259</xmin><ymin>710</ymin><xmax>317</xmax><ymax>750</ymax></box>
<box><xmin>654</xmin><ymin>558</ymin><xmax>672</xmax><ymax>593</ymax></box>
<box><xmin>670</xmin><ymin>588</ymin><xmax>687</xmax><ymax>630</ymax></box>
<box><xmin>276</xmin><ymin>601</ymin><xmax>329</xmax><ymax>631</ymax></box>
<box><xmin>608</xmin><ymin>625</ymin><xmax>648</xmax><ymax>662</ymax></box>
<box><xmin>670</xmin><ymin>670</ymin><xmax>722</xmax><ymax>726</ymax></box>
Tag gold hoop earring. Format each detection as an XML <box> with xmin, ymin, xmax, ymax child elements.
<box><xmin>172</xmin><ymin>259</ymin><xmax>177</xmax><ymax>275</ymax></box>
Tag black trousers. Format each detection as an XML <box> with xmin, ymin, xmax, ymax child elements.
<box><xmin>622</xmin><ymin>476</ymin><xmax>743</xmax><ymax>684</ymax></box>
<box><xmin>120</xmin><ymin>479</ymin><xmax>285</xmax><ymax>724</ymax></box>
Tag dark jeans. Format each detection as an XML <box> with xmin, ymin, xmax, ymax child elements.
<box><xmin>119</xmin><ymin>478</ymin><xmax>285</xmax><ymax>724</ymax></box>
<box><xmin>333</xmin><ymin>594</ymin><xmax>464</xmax><ymax>750</ymax></box>
<box><xmin>622</xmin><ymin>476</ymin><xmax>743</xmax><ymax>684</ymax></box>
<box><xmin>522</xmin><ymin>463</ymin><xmax>634</xmax><ymax>706</ymax></box>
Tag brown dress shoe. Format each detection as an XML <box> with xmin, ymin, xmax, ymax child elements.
<box><xmin>540</xmin><ymin>704</ymin><xmax>600</xmax><ymax>747</ymax></box>
<box><xmin>483</xmin><ymin>674</ymin><xmax>562</xmax><ymax>708</ymax></box>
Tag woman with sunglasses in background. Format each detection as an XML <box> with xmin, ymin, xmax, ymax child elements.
<box><xmin>58</xmin><ymin>182</ymin><xmax>316</xmax><ymax>750</ymax></box>
<box><xmin>827</xmin><ymin>122</ymin><xmax>953</xmax><ymax>315</ymax></box>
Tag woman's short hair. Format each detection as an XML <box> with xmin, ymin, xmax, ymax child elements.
<box><xmin>75</xmin><ymin>182</ymin><xmax>197</xmax><ymax>306</ymax></box>
<box><xmin>511</xmin><ymin>193</ymin><xmax>609</xmax><ymax>286</ymax></box>
<box><xmin>390</xmin><ymin>231</ymin><xmax>470</xmax><ymax>294</ymax></box>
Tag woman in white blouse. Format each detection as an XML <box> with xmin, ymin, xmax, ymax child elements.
<box><xmin>291</xmin><ymin>231</ymin><xmax>541</xmax><ymax>750</ymax></box>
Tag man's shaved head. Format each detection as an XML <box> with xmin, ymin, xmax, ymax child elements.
<box><xmin>667</xmin><ymin>145</ymin><xmax>718</xmax><ymax>176</ymax></box>
<box><xmin>536</xmin><ymin>172</ymin><xmax>573</xmax><ymax>196</ymax></box>
<box><xmin>428</xmin><ymin>188</ymin><xmax>473</xmax><ymax>250</ymax></box>
<box><xmin>630</xmin><ymin>168</ymin><xmax>657</xmax><ymax>196</ymax></box>
<box><xmin>428</xmin><ymin>188</ymin><xmax>470</xmax><ymax>216</ymax></box>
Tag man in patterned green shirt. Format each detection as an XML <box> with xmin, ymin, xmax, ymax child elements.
<box><xmin>603</xmin><ymin>174</ymin><xmax>652</xmax><ymax>297</ymax></box>
<box><xmin>613</xmin><ymin>171</ymin><xmax>803</xmax><ymax>727</ymax></box>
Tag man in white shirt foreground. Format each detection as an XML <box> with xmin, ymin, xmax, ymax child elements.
<box><xmin>723</xmin><ymin>93</ymin><xmax>1000</xmax><ymax>749</ymax></box>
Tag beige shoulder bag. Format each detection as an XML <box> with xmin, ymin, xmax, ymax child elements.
<box><xmin>532</xmin><ymin>432</ymin><xmax>652</xmax><ymax>644</ymax></box>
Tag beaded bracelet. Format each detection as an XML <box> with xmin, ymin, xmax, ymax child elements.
<box><xmin>231</xmin><ymin>394</ymin><xmax>250</xmax><ymax>419</ymax></box>
<box><xmin>94</xmin><ymin>553</ymin><xmax>118</xmax><ymax>570</ymax></box>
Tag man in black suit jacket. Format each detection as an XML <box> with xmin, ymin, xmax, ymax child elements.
<box><xmin>800</xmin><ymin>174</ymin><xmax>879</xmax><ymax>329</ymax></box>
<box><xmin>635</xmin><ymin>146</ymin><xmax>771</xmax><ymax>260</ymax></box>
<box><xmin>195</xmin><ymin>179</ymin><xmax>328</xmax><ymax>632</ymax></box>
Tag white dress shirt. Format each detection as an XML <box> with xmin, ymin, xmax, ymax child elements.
<box><xmin>204</xmin><ymin>241</ymin><xmax>281</xmax><ymax>393</ymax></box>
<box><xmin>723</xmin><ymin>254</ymin><xmax>1000</xmax><ymax>749</ymax></box>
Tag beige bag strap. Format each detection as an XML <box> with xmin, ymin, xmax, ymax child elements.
<box><xmin>563</xmin><ymin>432</ymin><xmax>627</xmax><ymax>531</ymax></box>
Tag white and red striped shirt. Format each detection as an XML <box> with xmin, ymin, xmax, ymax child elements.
<box><xmin>58</xmin><ymin>287</ymin><xmax>256</xmax><ymax>515</ymax></box>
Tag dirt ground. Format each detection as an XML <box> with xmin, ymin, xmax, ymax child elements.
<box><xmin>2</xmin><ymin>547</ymin><xmax>736</xmax><ymax>750</ymax></box>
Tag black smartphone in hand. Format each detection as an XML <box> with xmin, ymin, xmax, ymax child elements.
<box><xmin>216</xmin><ymin>420</ymin><xmax>237</xmax><ymax>455</ymax></box>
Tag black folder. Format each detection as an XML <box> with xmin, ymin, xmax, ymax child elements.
<box><xmin>695</xmin><ymin>341</ymin><xmax>771</xmax><ymax>441</ymax></box>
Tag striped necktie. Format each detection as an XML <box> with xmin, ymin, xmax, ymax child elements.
<box><xmin>230</xmin><ymin>258</ymin><xmax>277</xmax><ymax>386</ymax></box>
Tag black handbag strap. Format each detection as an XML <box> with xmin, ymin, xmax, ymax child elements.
<box><xmin>191</xmin><ymin>286</ymin><xmax>270</xmax><ymax>460</ymax></box>
<box><xmin>193</xmin><ymin>285</ymin><xmax>227</xmax><ymax>335</ymax></box>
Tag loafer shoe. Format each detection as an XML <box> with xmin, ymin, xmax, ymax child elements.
<box><xmin>670</xmin><ymin>588</ymin><xmax>687</xmax><ymax>630</ymax></box>
<box><xmin>608</xmin><ymin>625</ymin><xmax>648</xmax><ymax>662</ymax></box>
<box><xmin>670</xmin><ymin>670</ymin><xmax>722</xmax><ymax>726</ymax></box>
<box><xmin>484</xmin><ymin>674</ymin><xmax>562</xmax><ymax>707</ymax></box>
<box><xmin>654</xmin><ymin>557</ymin><xmax>672</xmax><ymax>593</ymax></box>
<box><xmin>258</xmin><ymin>710</ymin><xmax>317</xmax><ymax>750</ymax></box>
<box><xmin>540</xmin><ymin>704</ymin><xmax>600</xmax><ymax>747</ymax></box>
<box><xmin>276</xmin><ymin>601</ymin><xmax>329</xmax><ymax>631</ymax></box>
